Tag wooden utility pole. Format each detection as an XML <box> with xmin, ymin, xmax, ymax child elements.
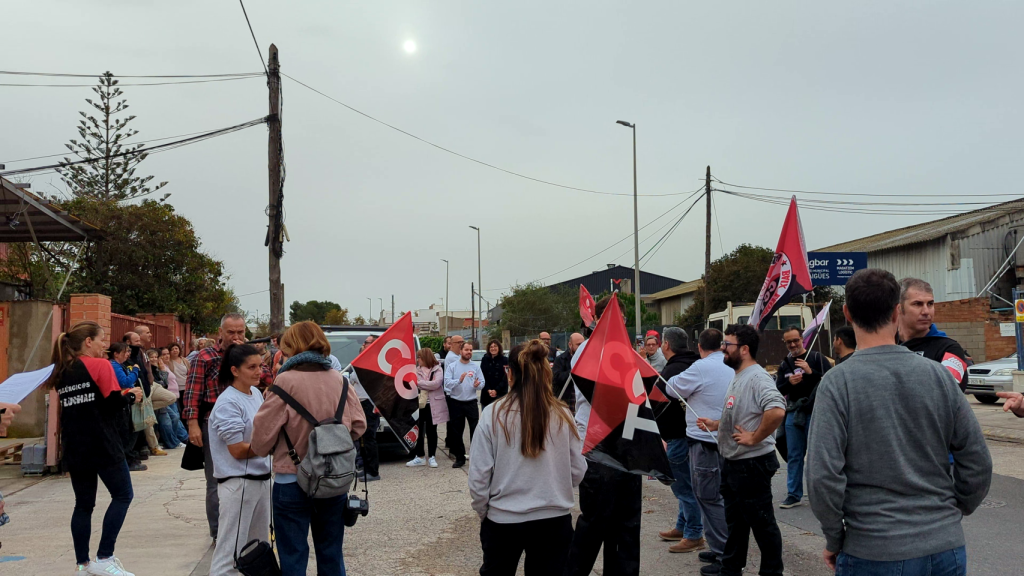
<box><xmin>704</xmin><ymin>165</ymin><xmax>712</xmax><ymax>323</ymax></box>
<box><xmin>267</xmin><ymin>44</ymin><xmax>285</xmax><ymax>333</ymax></box>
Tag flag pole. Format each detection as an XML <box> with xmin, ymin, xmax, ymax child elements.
<box><xmin>805</xmin><ymin>300</ymin><xmax>832</xmax><ymax>353</ymax></box>
<box><xmin>558</xmin><ymin>373</ymin><xmax>574</xmax><ymax>401</ymax></box>
<box><xmin>655</xmin><ymin>374</ymin><xmax>718</xmax><ymax>444</ymax></box>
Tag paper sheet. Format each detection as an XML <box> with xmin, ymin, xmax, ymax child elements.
<box><xmin>0</xmin><ymin>365</ymin><xmax>54</xmax><ymax>405</ymax></box>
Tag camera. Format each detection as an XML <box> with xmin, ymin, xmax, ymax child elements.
<box><xmin>343</xmin><ymin>494</ymin><xmax>369</xmax><ymax>527</ymax></box>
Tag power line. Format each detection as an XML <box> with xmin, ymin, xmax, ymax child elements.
<box><xmin>712</xmin><ymin>176</ymin><xmax>1024</xmax><ymax>199</ymax></box>
<box><xmin>0</xmin><ymin>76</ymin><xmax>261</xmax><ymax>88</ymax></box>
<box><xmin>0</xmin><ymin>117</ymin><xmax>269</xmax><ymax>177</ymax></box>
<box><xmin>640</xmin><ymin>192</ymin><xmax>706</xmax><ymax>266</ymax></box>
<box><xmin>281</xmin><ymin>72</ymin><xmax>696</xmax><ymax>198</ymax></box>
<box><xmin>237</xmin><ymin>0</ymin><xmax>269</xmax><ymax>76</ymax></box>
<box><xmin>716</xmin><ymin>188</ymin><xmax>1006</xmax><ymax>207</ymax></box>
<box><xmin>0</xmin><ymin>70</ymin><xmax>263</xmax><ymax>79</ymax></box>
<box><xmin>715</xmin><ymin>188</ymin><xmax>1017</xmax><ymax>216</ymax></box>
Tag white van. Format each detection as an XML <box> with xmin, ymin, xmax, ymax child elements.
<box><xmin>705</xmin><ymin>301</ymin><xmax>819</xmax><ymax>333</ymax></box>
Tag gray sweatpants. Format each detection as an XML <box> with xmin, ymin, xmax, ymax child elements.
<box><xmin>211</xmin><ymin>478</ymin><xmax>272</xmax><ymax>576</ymax></box>
<box><xmin>689</xmin><ymin>440</ymin><xmax>728</xmax><ymax>557</ymax></box>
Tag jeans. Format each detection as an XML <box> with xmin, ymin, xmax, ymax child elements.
<box><xmin>69</xmin><ymin>460</ymin><xmax>134</xmax><ymax>565</ymax></box>
<box><xmin>480</xmin><ymin>515</ymin><xmax>573</xmax><ymax>576</ymax></box>
<box><xmin>566</xmin><ymin>462</ymin><xmax>642</xmax><ymax>576</ymax></box>
<box><xmin>413</xmin><ymin>405</ymin><xmax>437</xmax><ymax>458</ymax></box>
<box><xmin>666</xmin><ymin>437</ymin><xmax>703</xmax><ymax>540</ymax></box>
<box><xmin>156</xmin><ymin>404</ymin><xmax>189</xmax><ymax>448</ymax></box>
<box><xmin>720</xmin><ymin>453</ymin><xmax>784</xmax><ymax>576</ymax></box>
<box><xmin>358</xmin><ymin>400</ymin><xmax>380</xmax><ymax>476</ymax></box>
<box><xmin>784</xmin><ymin>411</ymin><xmax>808</xmax><ymax>500</ymax></box>
<box><xmin>836</xmin><ymin>546</ymin><xmax>966</xmax><ymax>576</ymax></box>
<box><xmin>446</xmin><ymin>398</ymin><xmax>479</xmax><ymax>460</ymax></box>
<box><xmin>273</xmin><ymin>481</ymin><xmax>348</xmax><ymax>576</ymax></box>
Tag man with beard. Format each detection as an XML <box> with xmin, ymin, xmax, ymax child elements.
<box><xmin>183</xmin><ymin>313</ymin><xmax>273</xmax><ymax>540</ymax></box>
<box><xmin>897</xmin><ymin>278</ymin><xmax>969</xmax><ymax>392</ymax></box>
<box><xmin>697</xmin><ymin>324</ymin><xmax>786</xmax><ymax>576</ymax></box>
<box><xmin>832</xmin><ymin>326</ymin><xmax>856</xmax><ymax>365</ymax></box>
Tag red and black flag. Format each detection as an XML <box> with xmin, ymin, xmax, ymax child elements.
<box><xmin>748</xmin><ymin>196</ymin><xmax>813</xmax><ymax>332</ymax></box>
<box><xmin>351</xmin><ymin>312</ymin><xmax>420</xmax><ymax>451</ymax></box>
<box><xmin>579</xmin><ymin>285</ymin><xmax>597</xmax><ymax>329</ymax></box>
<box><xmin>570</xmin><ymin>296</ymin><xmax>673</xmax><ymax>482</ymax></box>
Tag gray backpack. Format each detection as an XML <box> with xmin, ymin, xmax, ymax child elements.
<box><xmin>269</xmin><ymin>377</ymin><xmax>357</xmax><ymax>498</ymax></box>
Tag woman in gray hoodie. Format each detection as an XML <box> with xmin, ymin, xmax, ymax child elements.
<box><xmin>469</xmin><ymin>340</ymin><xmax>587</xmax><ymax>576</ymax></box>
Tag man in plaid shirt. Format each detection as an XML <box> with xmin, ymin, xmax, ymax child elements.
<box><xmin>183</xmin><ymin>313</ymin><xmax>273</xmax><ymax>538</ymax></box>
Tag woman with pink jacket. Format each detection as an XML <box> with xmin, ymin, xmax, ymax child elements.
<box><xmin>407</xmin><ymin>347</ymin><xmax>449</xmax><ymax>468</ymax></box>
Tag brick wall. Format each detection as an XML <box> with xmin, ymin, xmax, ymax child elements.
<box><xmin>68</xmin><ymin>294</ymin><xmax>111</xmax><ymax>336</ymax></box>
<box><xmin>933</xmin><ymin>297</ymin><xmax>1015</xmax><ymax>363</ymax></box>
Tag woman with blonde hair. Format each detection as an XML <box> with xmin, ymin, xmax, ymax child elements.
<box><xmin>50</xmin><ymin>321</ymin><xmax>142</xmax><ymax>576</ymax></box>
<box><xmin>407</xmin><ymin>347</ymin><xmax>448</xmax><ymax>468</ymax></box>
<box><xmin>469</xmin><ymin>340</ymin><xmax>587</xmax><ymax>576</ymax></box>
<box><xmin>251</xmin><ymin>321</ymin><xmax>367</xmax><ymax>576</ymax></box>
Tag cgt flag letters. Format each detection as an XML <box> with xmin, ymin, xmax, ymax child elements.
<box><xmin>570</xmin><ymin>296</ymin><xmax>673</xmax><ymax>483</ymax></box>
<box><xmin>351</xmin><ymin>312</ymin><xmax>420</xmax><ymax>451</ymax></box>
<box><xmin>748</xmin><ymin>196</ymin><xmax>813</xmax><ymax>332</ymax></box>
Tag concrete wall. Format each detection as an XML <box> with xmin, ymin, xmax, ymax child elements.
<box><xmin>933</xmin><ymin>297</ymin><xmax>1016</xmax><ymax>363</ymax></box>
<box><xmin>6</xmin><ymin>300</ymin><xmax>57</xmax><ymax>438</ymax></box>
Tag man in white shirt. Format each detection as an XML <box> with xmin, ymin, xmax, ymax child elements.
<box><xmin>444</xmin><ymin>341</ymin><xmax>483</xmax><ymax>468</ymax></box>
<box><xmin>661</xmin><ymin>328</ymin><xmax>734</xmax><ymax>569</ymax></box>
<box><xmin>445</xmin><ymin>335</ymin><xmax>464</xmax><ymax>370</ymax></box>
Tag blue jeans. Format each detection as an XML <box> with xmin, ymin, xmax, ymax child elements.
<box><xmin>837</xmin><ymin>546</ymin><xmax>966</xmax><ymax>576</ymax></box>
<box><xmin>69</xmin><ymin>460</ymin><xmax>134</xmax><ymax>565</ymax></box>
<box><xmin>784</xmin><ymin>411</ymin><xmax>808</xmax><ymax>500</ymax></box>
<box><xmin>273</xmin><ymin>481</ymin><xmax>348</xmax><ymax>576</ymax></box>
<box><xmin>666</xmin><ymin>438</ymin><xmax>703</xmax><ymax>540</ymax></box>
<box><xmin>156</xmin><ymin>404</ymin><xmax>189</xmax><ymax>448</ymax></box>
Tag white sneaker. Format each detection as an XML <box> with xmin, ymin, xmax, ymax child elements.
<box><xmin>73</xmin><ymin>565</ymin><xmax>88</xmax><ymax>574</ymax></box>
<box><xmin>87</xmin><ymin>557</ymin><xmax>135</xmax><ymax>576</ymax></box>
<box><xmin>406</xmin><ymin>456</ymin><xmax>426</xmax><ymax>467</ymax></box>
<box><xmin>428</xmin><ymin>456</ymin><xmax>438</xmax><ymax>468</ymax></box>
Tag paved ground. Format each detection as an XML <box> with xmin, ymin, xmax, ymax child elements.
<box><xmin>0</xmin><ymin>398</ymin><xmax>1019</xmax><ymax>575</ymax></box>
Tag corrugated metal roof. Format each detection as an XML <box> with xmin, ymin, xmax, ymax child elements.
<box><xmin>817</xmin><ymin>198</ymin><xmax>1024</xmax><ymax>253</ymax></box>
<box><xmin>649</xmin><ymin>279</ymin><xmax>703</xmax><ymax>301</ymax></box>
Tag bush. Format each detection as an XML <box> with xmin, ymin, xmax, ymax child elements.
<box><xmin>419</xmin><ymin>335</ymin><xmax>445</xmax><ymax>354</ymax></box>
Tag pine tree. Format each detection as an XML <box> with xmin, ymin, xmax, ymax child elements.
<box><xmin>57</xmin><ymin>72</ymin><xmax>167</xmax><ymax>201</ymax></box>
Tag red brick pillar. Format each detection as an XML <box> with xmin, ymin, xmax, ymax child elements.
<box><xmin>68</xmin><ymin>294</ymin><xmax>112</xmax><ymax>337</ymax></box>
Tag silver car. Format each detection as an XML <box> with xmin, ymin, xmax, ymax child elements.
<box><xmin>966</xmin><ymin>353</ymin><xmax>1017</xmax><ymax>404</ymax></box>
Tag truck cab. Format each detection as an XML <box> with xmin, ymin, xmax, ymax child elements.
<box><xmin>705</xmin><ymin>301</ymin><xmax>818</xmax><ymax>333</ymax></box>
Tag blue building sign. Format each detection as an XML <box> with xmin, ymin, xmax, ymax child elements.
<box><xmin>807</xmin><ymin>252</ymin><xmax>868</xmax><ymax>286</ymax></box>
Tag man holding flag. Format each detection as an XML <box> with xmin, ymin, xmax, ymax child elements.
<box><xmin>775</xmin><ymin>325</ymin><xmax>831</xmax><ymax>509</ymax></box>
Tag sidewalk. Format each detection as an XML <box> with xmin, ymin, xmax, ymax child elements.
<box><xmin>969</xmin><ymin>398</ymin><xmax>1024</xmax><ymax>443</ymax></box>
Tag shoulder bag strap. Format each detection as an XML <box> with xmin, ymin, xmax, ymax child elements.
<box><xmin>268</xmin><ymin>384</ymin><xmax>316</xmax><ymax>467</ymax></box>
<box><xmin>334</xmin><ymin>374</ymin><xmax>351</xmax><ymax>422</ymax></box>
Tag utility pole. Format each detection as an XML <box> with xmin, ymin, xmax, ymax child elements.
<box><xmin>441</xmin><ymin>259</ymin><xmax>449</xmax><ymax>336</ymax></box>
<box><xmin>267</xmin><ymin>44</ymin><xmax>285</xmax><ymax>333</ymax></box>
<box><xmin>471</xmin><ymin>282</ymin><xmax>476</xmax><ymax>347</ymax></box>
<box><xmin>470</xmin><ymin>226</ymin><xmax>483</xmax><ymax>331</ymax></box>
<box><xmin>391</xmin><ymin>295</ymin><xmax>394</xmax><ymax>326</ymax></box>
<box><xmin>704</xmin><ymin>165</ymin><xmax>712</xmax><ymax>325</ymax></box>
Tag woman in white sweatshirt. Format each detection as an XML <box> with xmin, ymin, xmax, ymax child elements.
<box><xmin>469</xmin><ymin>340</ymin><xmax>587</xmax><ymax>576</ymax></box>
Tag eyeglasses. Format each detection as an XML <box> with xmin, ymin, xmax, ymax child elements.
<box><xmin>783</xmin><ymin>338</ymin><xmax>802</xmax><ymax>345</ymax></box>
<box><xmin>721</xmin><ymin>342</ymin><xmax>740</xmax><ymax>349</ymax></box>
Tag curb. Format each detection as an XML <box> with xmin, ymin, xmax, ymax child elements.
<box><xmin>982</xmin><ymin>428</ymin><xmax>1024</xmax><ymax>444</ymax></box>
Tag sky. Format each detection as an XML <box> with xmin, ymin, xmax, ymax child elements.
<box><xmin>3</xmin><ymin>1</ymin><xmax>1022</xmax><ymax>321</ymax></box>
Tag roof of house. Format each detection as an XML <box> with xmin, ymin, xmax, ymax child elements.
<box><xmin>817</xmin><ymin>198</ymin><xmax>1024</xmax><ymax>253</ymax></box>
<box><xmin>548</xmin><ymin>265</ymin><xmax>683</xmax><ymax>297</ymax></box>
<box><xmin>648</xmin><ymin>278</ymin><xmax>703</xmax><ymax>301</ymax></box>
<box><xmin>0</xmin><ymin>177</ymin><xmax>102</xmax><ymax>241</ymax></box>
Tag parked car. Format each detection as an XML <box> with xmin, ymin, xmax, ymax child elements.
<box><xmin>966</xmin><ymin>353</ymin><xmax>1017</xmax><ymax>404</ymax></box>
<box><xmin>320</xmin><ymin>325</ymin><xmax>422</xmax><ymax>453</ymax></box>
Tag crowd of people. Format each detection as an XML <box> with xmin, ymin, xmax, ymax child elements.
<box><xmin>34</xmin><ymin>269</ymin><xmax>1018</xmax><ymax>575</ymax></box>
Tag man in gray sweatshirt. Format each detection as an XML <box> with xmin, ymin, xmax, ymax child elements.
<box><xmin>807</xmin><ymin>268</ymin><xmax>992</xmax><ymax>574</ymax></box>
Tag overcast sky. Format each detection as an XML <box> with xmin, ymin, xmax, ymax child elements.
<box><xmin>4</xmin><ymin>1</ymin><xmax>1022</xmax><ymax>320</ymax></box>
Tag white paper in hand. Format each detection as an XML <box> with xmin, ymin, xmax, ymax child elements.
<box><xmin>0</xmin><ymin>365</ymin><xmax>54</xmax><ymax>404</ymax></box>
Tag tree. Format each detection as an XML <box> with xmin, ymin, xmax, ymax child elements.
<box><xmin>247</xmin><ymin>311</ymin><xmax>271</xmax><ymax>338</ymax></box>
<box><xmin>50</xmin><ymin>197</ymin><xmax>235</xmax><ymax>335</ymax></box>
<box><xmin>488</xmin><ymin>283</ymin><xmax>578</xmax><ymax>339</ymax></box>
<box><xmin>594</xmin><ymin>291</ymin><xmax>660</xmax><ymax>334</ymax></box>
<box><xmin>677</xmin><ymin>243</ymin><xmax>844</xmax><ymax>331</ymax></box>
<box><xmin>289</xmin><ymin>300</ymin><xmax>342</xmax><ymax>324</ymax></box>
<box><xmin>324</xmin><ymin>308</ymin><xmax>350</xmax><ymax>325</ymax></box>
<box><xmin>57</xmin><ymin>72</ymin><xmax>167</xmax><ymax>202</ymax></box>
<box><xmin>352</xmin><ymin>315</ymin><xmax>367</xmax><ymax>326</ymax></box>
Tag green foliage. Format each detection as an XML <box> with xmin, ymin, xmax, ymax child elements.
<box><xmin>57</xmin><ymin>72</ymin><xmax>167</xmax><ymax>201</ymax></box>
<box><xmin>352</xmin><ymin>315</ymin><xmax>367</xmax><ymax>326</ymax></box>
<box><xmin>289</xmin><ymin>300</ymin><xmax>343</xmax><ymax>324</ymax></box>
<box><xmin>324</xmin><ymin>308</ymin><xmax>350</xmax><ymax>325</ymax></box>
<box><xmin>488</xmin><ymin>283</ymin><xmax>578</xmax><ymax>339</ymax></box>
<box><xmin>419</xmin><ymin>335</ymin><xmax>445</xmax><ymax>354</ymax></box>
<box><xmin>53</xmin><ymin>197</ymin><xmax>235</xmax><ymax>335</ymax></box>
<box><xmin>593</xmin><ymin>290</ymin><xmax>660</xmax><ymax>334</ymax></box>
<box><xmin>676</xmin><ymin>244</ymin><xmax>845</xmax><ymax>331</ymax></box>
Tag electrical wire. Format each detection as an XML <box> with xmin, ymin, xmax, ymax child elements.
<box><xmin>712</xmin><ymin>190</ymin><xmax>724</xmax><ymax>259</ymax></box>
<box><xmin>718</xmin><ymin>188</ymin><xmax>1009</xmax><ymax>207</ymax></box>
<box><xmin>640</xmin><ymin>192</ymin><xmax>706</xmax><ymax>266</ymax></box>
<box><xmin>0</xmin><ymin>70</ymin><xmax>263</xmax><ymax>79</ymax></box>
<box><xmin>0</xmin><ymin>76</ymin><xmax>262</xmax><ymax>88</ymax></box>
<box><xmin>281</xmin><ymin>72</ymin><xmax>696</xmax><ymax>198</ymax></box>
<box><xmin>712</xmin><ymin>176</ymin><xmax>1024</xmax><ymax>199</ymax></box>
<box><xmin>715</xmin><ymin>188</ymin><xmax>1019</xmax><ymax>216</ymax></box>
<box><xmin>237</xmin><ymin>0</ymin><xmax>269</xmax><ymax>76</ymax></box>
<box><xmin>0</xmin><ymin>117</ymin><xmax>269</xmax><ymax>177</ymax></box>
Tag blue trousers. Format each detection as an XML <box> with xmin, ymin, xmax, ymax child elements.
<box><xmin>156</xmin><ymin>403</ymin><xmax>189</xmax><ymax>448</ymax></box>
<box><xmin>784</xmin><ymin>411</ymin><xmax>808</xmax><ymax>500</ymax></box>
<box><xmin>273</xmin><ymin>481</ymin><xmax>348</xmax><ymax>576</ymax></box>
<box><xmin>666</xmin><ymin>437</ymin><xmax>703</xmax><ymax>540</ymax></box>
<box><xmin>69</xmin><ymin>460</ymin><xmax>134</xmax><ymax>565</ymax></box>
<box><xmin>837</xmin><ymin>546</ymin><xmax>966</xmax><ymax>576</ymax></box>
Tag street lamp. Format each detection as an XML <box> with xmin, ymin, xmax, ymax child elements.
<box><xmin>469</xmin><ymin>226</ymin><xmax>482</xmax><ymax>336</ymax></box>
<box><xmin>441</xmin><ymin>259</ymin><xmax>449</xmax><ymax>336</ymax></box>
<box><xmin>616</xmin><ymin>120</ymin><xmax>642</xmax><ymax>344</ymax></box>
<box><xmin>366</xmin><ymin>297</ymin><xmax>372</xmax><ymax>324</ymax></box>
<box><xmin>378</xmin><ymin>298</ymin><xmax>384</xmax><ymax>325</ymax></box>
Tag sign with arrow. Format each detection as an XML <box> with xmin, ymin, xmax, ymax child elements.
<box><xmin>807</xmin><ymin>252</ymin><xmax>868</xmax><ymax>286</ymax></box>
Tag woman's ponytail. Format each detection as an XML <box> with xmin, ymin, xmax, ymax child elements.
<box><xmin>47</xmin><ymin>322</ymin><xmax>103</xmax><ymax>388</ymax></box>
